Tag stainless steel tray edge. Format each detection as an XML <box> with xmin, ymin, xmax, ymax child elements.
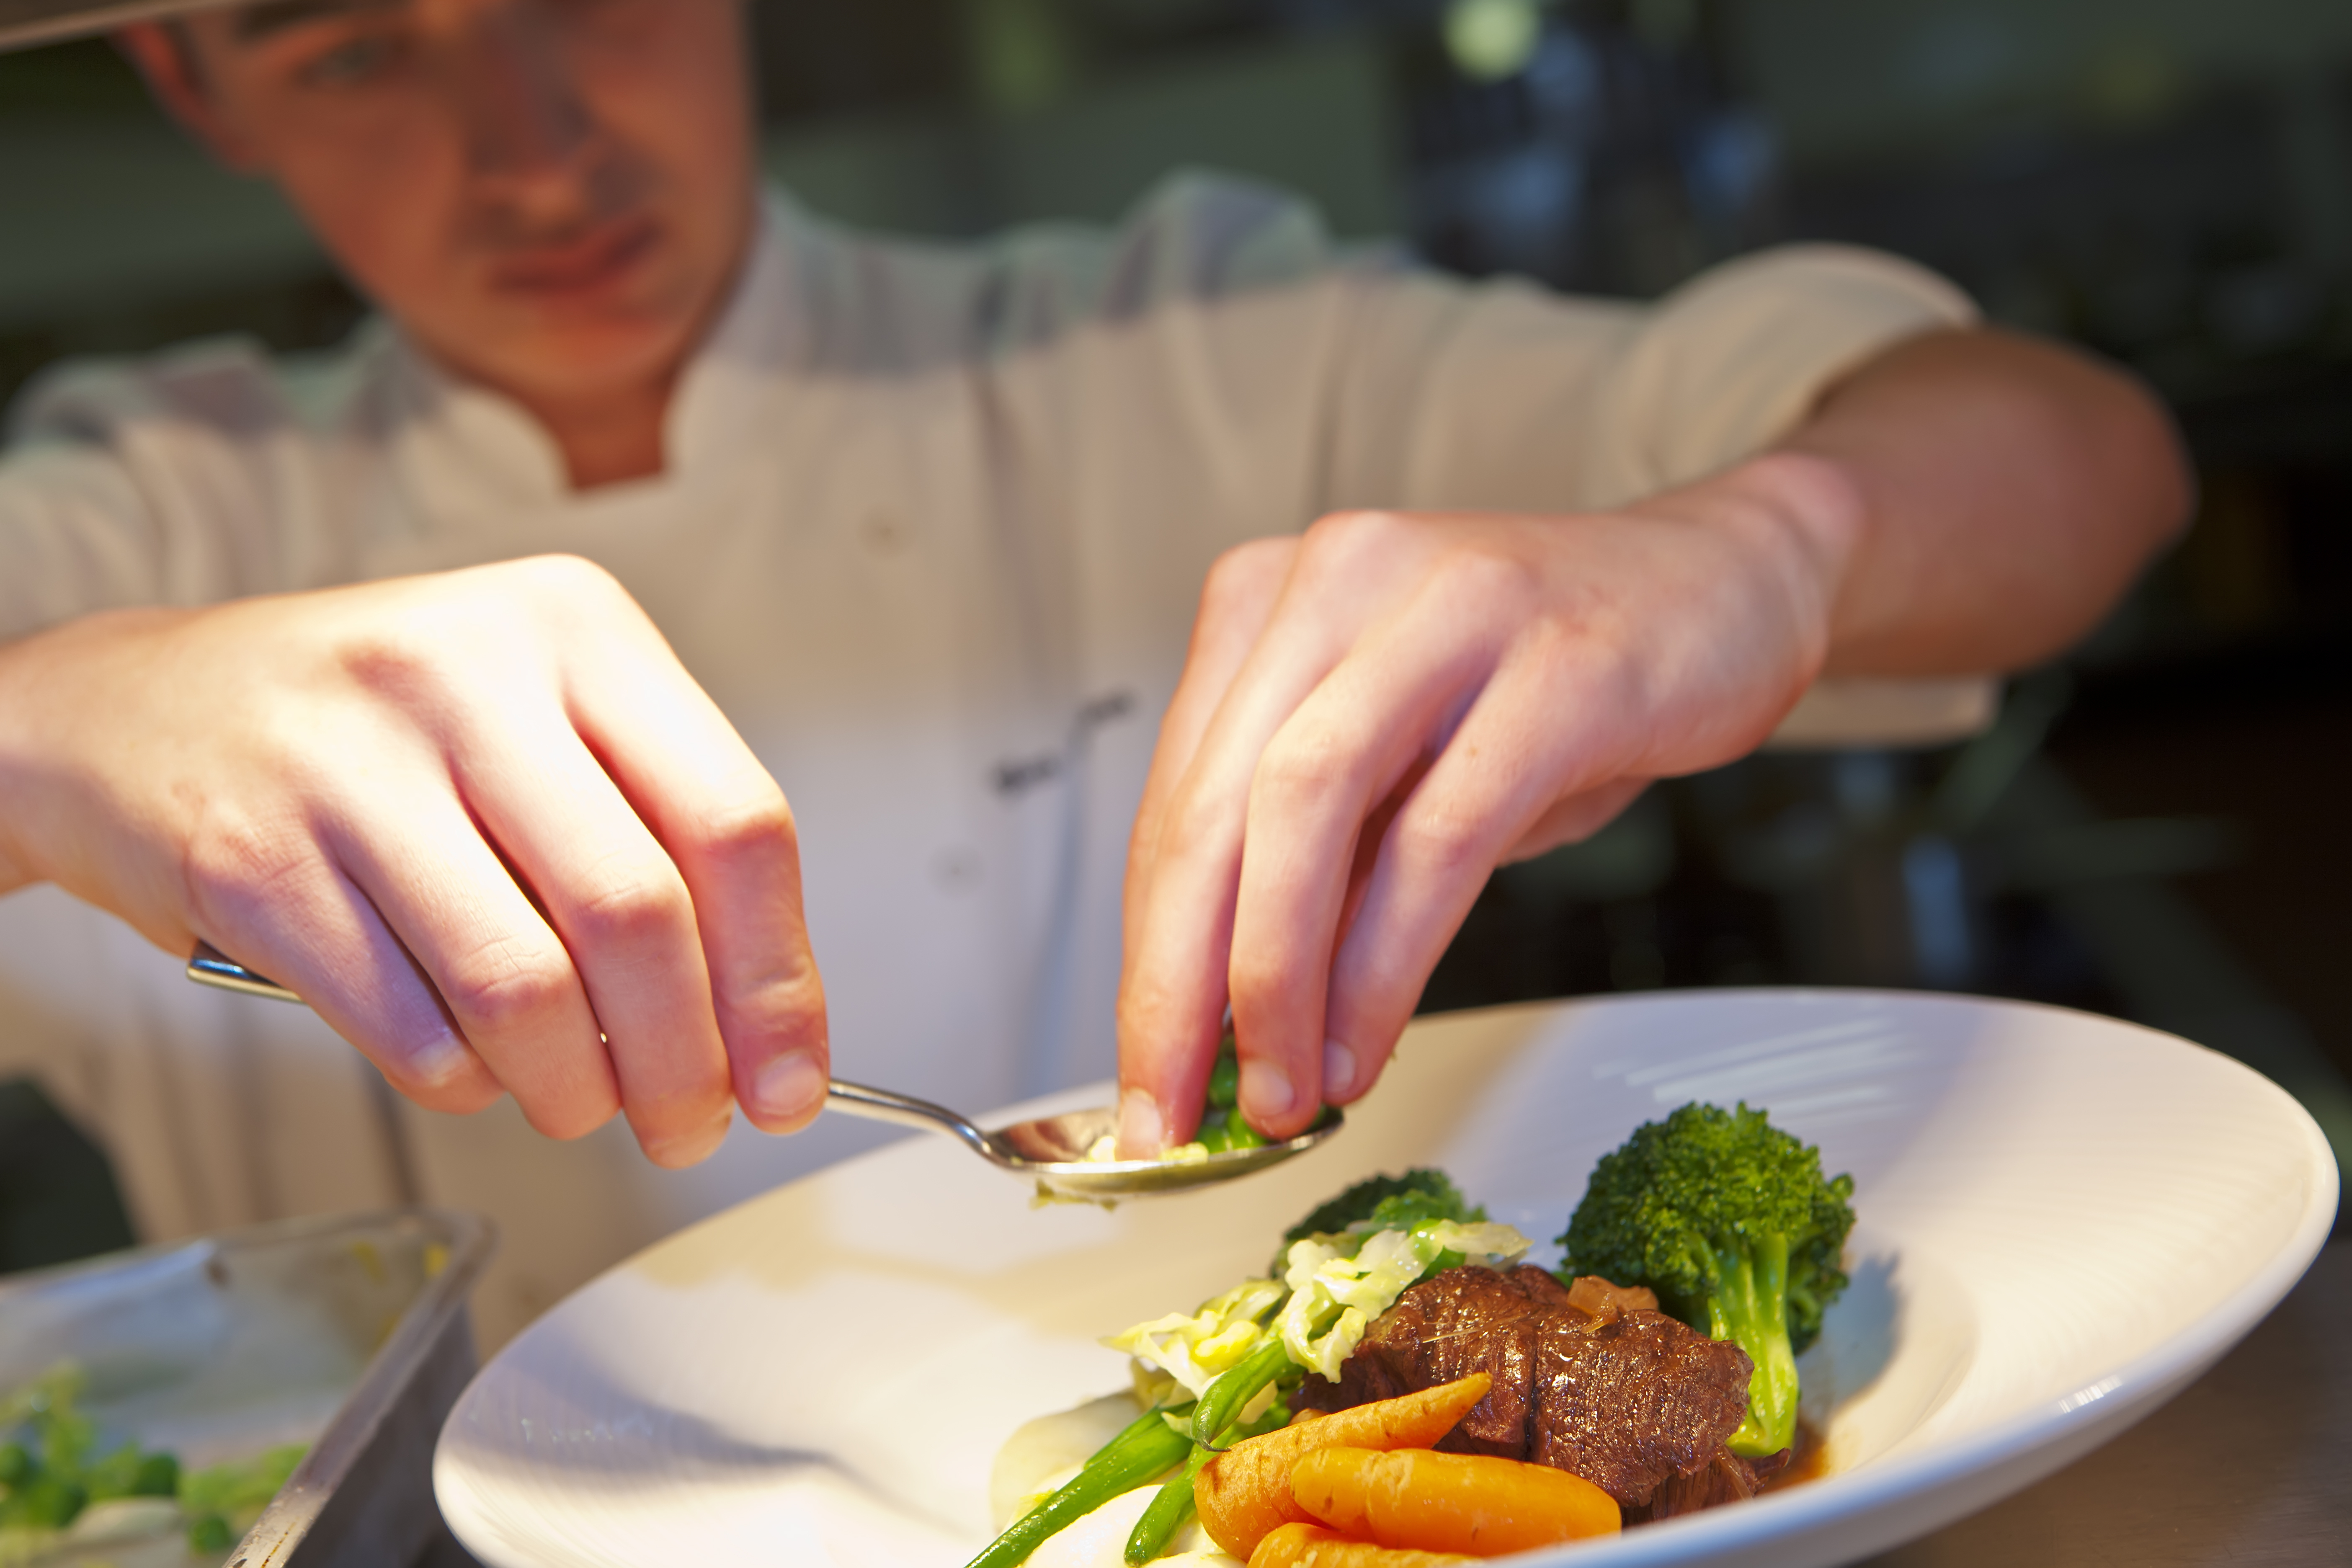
<box><xmin>227</xmin><ymin>1210</ymin><xmax>495</xmax><ymax>1568</ymax></box>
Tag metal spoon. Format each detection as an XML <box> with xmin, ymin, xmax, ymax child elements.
<box><xmin>186</xmin><ymin>942</ymin><xmax>1341</xmax><ymax>1200</ymax></box>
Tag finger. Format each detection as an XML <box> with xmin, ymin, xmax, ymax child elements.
<box><xmin>323</xmin><ymin>765</ymin><xmax>622</xmax><ymax>1140</ymax></box>
<box><xmin>1224</xmin><ymin>584</ymin><xmax>1514</xmax><ymax>1136</ymax></box>
<box><xmin>191</xmin><ymin>852</ymin><xmax>501</xmax><ymax>1116</ymax></box>
<box><xmin>1117</xmin><ymin>560</ymin><xmax>1374</xmax><ymax>1152</ymax></box>
<box><xmin>1326</xmin><ymin>650</ymin><xmax>1644</xmax><ymax>1082</ymax></box>
<box><xmin>1117</xmin><ymin>518</ymin><xmax>1432</xmax><ymax>1152</ymax></box>
<box><xmin>1122</xmin><ymin>537</ymin><xmax>1297</xmax><ymax>949</ymax></box>
<box><xmin>453</xmin><ymin>704</ymin><xmax>736</xmax><ymax>1168</ymax></box>
<box><xmin>565</xmin><ymin>632</ymin><xmax>829</xmax><ymax>1137</ymax></box>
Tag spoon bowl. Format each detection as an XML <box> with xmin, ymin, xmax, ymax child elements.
<box><xmin>187</xmin><ymin>942</ymin><xmax>1341</xmax><ymax>1199</ymax></box>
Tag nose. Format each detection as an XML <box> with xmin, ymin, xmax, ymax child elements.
<box><xmin>448</xmin><ymin>2</ymin><xmax>593</xmax><ymax>208</ymax></box>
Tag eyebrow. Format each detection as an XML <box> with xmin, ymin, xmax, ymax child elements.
<box><xmin>230</xmin><ymin>0</ymin><xmax>407</xmax><ymax>42</ymax></box>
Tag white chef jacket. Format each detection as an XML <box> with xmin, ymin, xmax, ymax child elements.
<box><xmin>0</xmin><ymin>175</ymin><xmax>1981</xmax><ymax>1344</ymax></box>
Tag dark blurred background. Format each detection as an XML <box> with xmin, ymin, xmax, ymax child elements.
<box><xmin>1</xmin><ymin>0</ymin><xmax>2347</xmax><ymax>1264</ymax></box>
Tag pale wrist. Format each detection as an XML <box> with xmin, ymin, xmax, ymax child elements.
<box><xmin>0</xmin><ymin>606</ymin><xmax>181</xmax><ymax>897</ymax></box>
<box><xmin>0</xmin><ymin>631</ymin><xmax>45</xmax><ymax>895</ymax></box>
<box><xmin>1648</xmin><ymin>449</ymin><xmax>1866</xmax><ymax>669</ymax></box>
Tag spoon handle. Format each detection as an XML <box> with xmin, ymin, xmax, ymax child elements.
<box><xmin>819</xmin><ymin>1081</ymin><xmax>1001</xmax><ymax>1159</ymax></box>
<box><xmin>186</xmin><ymin>942</ymin><xmax>1003</xmax><ymax>1159</ymax></box>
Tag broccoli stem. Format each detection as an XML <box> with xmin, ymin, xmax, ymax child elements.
<box><xmin>1706</xmin><ymin>1233</ymin><xmax>1799</xmax><ymax>1457</ymax></box>
<box><xmin>965</xmin><ymin>1404</ymin><xmax>1193</xmax><ymax>1568</ymax></box>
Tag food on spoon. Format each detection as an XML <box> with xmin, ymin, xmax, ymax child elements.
<box><xmin>1193</xmin><ymin>1375</ymin><xmax>1494</xmax><ymax>1559</ymax></box>
<box><xmin>1072</xmin><ymin>1038</ymin><xmax>1336</xmax><ymax>1166</ymax></box>
<box><xmin>1558</xmin><ymin>1101</ymin><xmax>1856</xmax><ymax>1457</ymax></box>
<box><xmin>1289</xmin><ymin>1447</ymin><xmax>1620</xmax><ymax>1555</ymax></box>
<box><xmin>1248</xmin><ymin>1522</ymin><xmax>1471</xmax><ymax>1568</ymax></box>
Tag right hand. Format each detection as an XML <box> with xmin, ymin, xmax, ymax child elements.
<box><xmin>0</xmin><ymin>554</ymin><xmax>826</xmax><ymax>1167</ymax></box>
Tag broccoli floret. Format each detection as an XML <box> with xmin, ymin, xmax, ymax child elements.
<box><xmin>1559</xmin><ymin>1102</ymin><xmax>1855</xmax><ymax>1457</ymax></box>
<box><xmin>1275</xmin><ymin>1169</ymin><xmax>1485</xmax><ymax>1275</ymax></box>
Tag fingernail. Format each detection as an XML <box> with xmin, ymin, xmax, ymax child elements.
<box><xmin>1240</xmin><ymin>1060</ymin><xmax>1297</xmax><ymax>1123</ymax></box>
<box><xmin>650</xmin><ymin>1111</ymin><xmax>732</xmax><ymax>1168</ymax></box>
<box><xmin>752</xmin><ymin>1049</ymin><xmax>826</xmax><ymax>1126</ymax></box>
<box><xmin>1117</xmin><ymin>1088</ymin><xmax>1166</xmax><ymax>1159</ymax></box>
<box><xmin>407</xmin><ymin>1030</ymin><xmax>475</xmax><ymax>1090</ymax></box>
<box><xmin>1323</xmin><ymin>1040</ymin><xmax>1357</xmax><ymax>1100</ymax></box>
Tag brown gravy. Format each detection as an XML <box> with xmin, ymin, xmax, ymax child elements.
<box><xmin>1761</xmin><ymin>1418</ymin><xmax>1831</xmax><ymax>1493</ymax></box>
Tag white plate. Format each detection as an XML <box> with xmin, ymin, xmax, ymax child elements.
<box><xmin>434</xmin><ymin>991</ymin><xmax>2339</xmax><ymax>1568</ymax></box>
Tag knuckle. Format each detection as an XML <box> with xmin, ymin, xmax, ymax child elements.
<box><xmin>1436</xmin><ymin>545</ymin><xmax>1542</xmax><ymax>616</ymax></box>
<box><xmin>332</xmin><ymin>623</ymin><xmax>469</xmax><ymax>708</ymax></box>
<box><xmin>1251</xmin><ymin>728</ymin><xmax>1348</xmax><ymax>812</ymax></box>
<box><xmin>180</xmin><ymin>805</ymin><xmax>308</xmax><ymax>929</ymax></box>
<box><xmin>1302</xmin><ymin>508</ymin><xmax>1405</xmax><ymax>558</ymax></box>
<box><xmin>518</xmin><ymin>552</ymin><xmax>624</xmax><ymax>601</ymax></box>
<box><xmin>1155</xmin><ymin>787</ymin><xmax>1237</xmax><ymax>869</ymax></box>
<box><xmin>1226</xmin><ymin>948</ymin><xmax>1290</xmax><ymax>1009</ymax></box>
<box><xmin>1392</xmin><ymin>804</ymin><xmax>1486</xmax><ymax>881</ymax></box>
<box><xmin>568</xmin><ymin>855</ymin><xmax>692</xmax><ymax>950</ymax></box>
<box><xmin>441</xmin><ymin>936</ymin><xmax>576</xmax><ymax>1036</ymax></box>
<box><xmin>720</xmin><ymin>968</ymin><xmax>827</xmax><ymax>1047</ymax></box>
<box><xmin>693</xmin><ymin>786</ymin><xmax>799</xmax><ymax>864</ymax></box>
<box><xmin>1205</xmin><ymin>536</ymin><xmax>1290</xmax><ymax>589</ymax></box>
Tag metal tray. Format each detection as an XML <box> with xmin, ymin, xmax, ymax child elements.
<box><xmin>0</xmin><ymin>1209</ymin><xmax>493</xmax><ymax>1568</ymax></box>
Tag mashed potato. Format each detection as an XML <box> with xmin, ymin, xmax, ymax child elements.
<box><xmin>990</xmin><ymin>1392</ymin><xmax>1242</xmax><ymax>1568</ymax></box>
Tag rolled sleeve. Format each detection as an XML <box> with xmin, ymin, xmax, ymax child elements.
<box><xmin>1577</xmin><ymin>244</ymin><xmax>1978</xmax><ymax>508</ymax></box>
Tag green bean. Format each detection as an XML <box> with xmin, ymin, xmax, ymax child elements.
<box><xmin>1189</xmin><ymin>1338</ymin><xmax>1293</xmax><ymax>1447</ymax></box>
<box><xmin>1122</xmin><ymin>1444</ymin><xmax>1211</xmax><ymax>1564</ymax></box>
<box><xmin>1127</xmin><ymin>1393</ymin><xmax>1293</xmax><ymax>1564</ymax></box>
<box><xmin>965</xmin><ymin>1405</ymin><xmax>1194</xmax><ymax>1568</ymax></box>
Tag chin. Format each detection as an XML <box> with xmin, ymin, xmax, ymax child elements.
<box><xmin>464</xmin><ymin>312</ymin><xmax>700</xmax><ymax>407</ymax></box>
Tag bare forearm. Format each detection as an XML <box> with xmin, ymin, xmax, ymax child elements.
<box><xmin>1777</xmin><ymin>328</ymin><xmax>2192</xmax><ymax>677</ymax></box>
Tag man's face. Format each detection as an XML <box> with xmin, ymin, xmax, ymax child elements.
<box><xmin>131</xmin><ymin>0</ymin><xmax>756</xmax><ymax>412</ymax></box>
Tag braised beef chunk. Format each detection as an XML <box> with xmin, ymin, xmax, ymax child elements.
<box><xmin>1637</xmin><ymin>1446</ymin><xmax>1790</xmax><ymax>1521</ymax></box>
<box><xmin>1562</xmin><ymin>1274</ymin><xmax>1659</xmax><ymax>1322</ymax></box>
<box><xmin>1294</xmin><ymin>1266</ymin><xmax>1569</xmax><ymax>1456</ymax></box>
<box><xmin>1529</xmin><ymin>1305</ymin><xmax>1753</xmax><ymax>1505</ymax></box>
<box><xmin>1296</xmin><ymin>1265</ymin><xmax>1756</xmax><ymax>1514</ymax></box>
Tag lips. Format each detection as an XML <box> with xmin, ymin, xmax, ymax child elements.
<box><xmin>488</xmin><ymin>213</ymin><xmax>660</xmax><ymax>298</ymax></box>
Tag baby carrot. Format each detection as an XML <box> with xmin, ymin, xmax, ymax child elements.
<box><xmin>1290</xmin><ymin>1447</ymin><xmax>1620</xmax><ymax>1556</ymax></box>
<box><xmin>1194</xmin><ymin>1374</ymin><xmax>1491</xmax><ymax>1560</ymax></box>
<box><xmin>1248</xmin><ymin>1522</ymin><xmax>1473</xmax><ymax>1568</ymax></box>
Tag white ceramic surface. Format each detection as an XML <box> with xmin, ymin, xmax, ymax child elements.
<box><xmin>435</xmin><ymin>991</ymin><xmax>2339</xmax><ymax>1568</ymax></box>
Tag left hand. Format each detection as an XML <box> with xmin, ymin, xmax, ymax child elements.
<box><xmin>1113</xmin><ymin>453</ymin><xmax>1861</xmax><ymax>1153</ymax></box>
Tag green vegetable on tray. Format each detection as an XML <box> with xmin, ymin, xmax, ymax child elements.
<box><xmin>0</xmin><ymin>1362</ymin><xmax>308</xmax><ymax>1557</ymax></box>
<box><xmin>1559</xmin><ymin>1100</ymin><xmax>1857</xmax><ymax>1457</ymax></box>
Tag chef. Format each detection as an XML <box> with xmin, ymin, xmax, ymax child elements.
<box><xmin>0</xmin><ymin>0</ymin><xmax>2187</xmax><ymax>1341</ymax></box>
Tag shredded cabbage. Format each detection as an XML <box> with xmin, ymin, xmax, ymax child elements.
<box><xmin>1104</xmin><ymin>1217</ymin><xmax>1532</xmax><ymax>1394</ymax></box>
<box><xmin>1276</xmin><ymin>1220</ymin><xmax>1532</xmax><ymax>1381</ymax></box>
<box><xmin>1101</xmin><ymin>1278</ymin><xmax>1286</xmax><ymax>1401</ymax></box>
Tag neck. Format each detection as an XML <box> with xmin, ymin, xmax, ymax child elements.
<box><xmin>524</xmin><ymin>373</ymin><xmax>677</xmax><ymax>491</ymax></box>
